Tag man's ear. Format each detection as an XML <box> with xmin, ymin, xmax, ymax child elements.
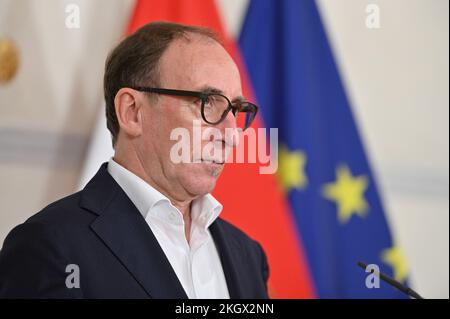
<box><xmin>114</xmin><ymin>88</ymin><xmax>143</xmax><ymax>139</ymax></box>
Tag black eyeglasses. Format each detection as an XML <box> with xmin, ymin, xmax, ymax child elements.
<box><xmin>131</xmin><ymin>87</ymin><xmax>258</xmax><ymax>131</ymax></box>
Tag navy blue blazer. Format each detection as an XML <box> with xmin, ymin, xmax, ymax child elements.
<box><xmin>0</xmin><ymin>163</ymin><xmax>269</xmax><ymax>298</ymax></box>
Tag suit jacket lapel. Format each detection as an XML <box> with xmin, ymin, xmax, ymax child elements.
<box><xmin>209</xmin><ymin>220</ymin><xmax>245</xmax><ymax>299</ymax></box>
<box><xmin>80</xmin><ymin>163</ymin><xmax>188</xmax><ymax>299</ymax></box>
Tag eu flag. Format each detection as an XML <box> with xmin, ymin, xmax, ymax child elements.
<box><xmin>239</xmin><ymin>0</ymin><xmax>408</xmax><ymax>298</ymax></box>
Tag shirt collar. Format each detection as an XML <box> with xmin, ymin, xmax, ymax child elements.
<box><xmin>107</xmin><ymin>158</ymin><xmax>222</xmax><ymax>229</ymax></box>
<box><xmin>191</xmin><ymin>192</ymin><xmax>223</xmax><ymax>230</ymax></box>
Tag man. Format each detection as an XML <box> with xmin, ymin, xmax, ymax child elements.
<box><xmin>0</xmin><ymin>22</ymin><xmax>269</xmax><ymax>298</ymax></box>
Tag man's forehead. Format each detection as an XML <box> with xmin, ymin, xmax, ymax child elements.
<box><xmin>159</xmin><ymin>37</ymin><xmax>242</xmax><ymax>96</ymax></box>
<box><xmin>162</xmin><ymin>36</ymin><xmax>227</xmax><ymax>65</ymax></box>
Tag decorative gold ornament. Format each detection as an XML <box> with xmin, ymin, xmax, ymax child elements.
<box><xmin>0</xmin><ymin>38</ymin><xmax>19</xmax><ymax>84</ymax></box>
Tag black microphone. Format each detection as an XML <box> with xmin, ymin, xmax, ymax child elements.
<box><xmin>357</xmin><ymin>261</ymin><xmax>424</xmax><ymax>299</ymax></box>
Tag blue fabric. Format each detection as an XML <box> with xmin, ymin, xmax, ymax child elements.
<box><xmin>239</xmin><ymin>0</ymin><xmax>405</xmax><ymax>298</ymax></box>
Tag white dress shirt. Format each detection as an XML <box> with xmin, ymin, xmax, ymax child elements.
<box><xmin>107</xmin><ymin>158</ymin><xmax>230</xmax><ymax>299</ymax></box>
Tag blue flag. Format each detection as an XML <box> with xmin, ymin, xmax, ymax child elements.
<box><xmin>239</xmin><ymin>0</ymin><xmax>407</xmax><ymax>298</ymax></box>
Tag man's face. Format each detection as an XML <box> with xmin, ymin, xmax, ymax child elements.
<box><xmin>136</xmin><ymin>36</ymin><xmax>242</xmax><ymax>200</ymax></box>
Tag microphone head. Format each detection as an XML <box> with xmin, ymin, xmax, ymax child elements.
<box><xmin>357</xmin><ymin>261</ymin><xmax>368</xmax><ymax>269</ymax></box>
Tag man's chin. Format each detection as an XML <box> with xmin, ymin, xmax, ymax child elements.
<box><xmin>177</xmin><ymin>163</ymin><xmax>224</xmax><ymax>195</ymax></box>
<box><xmin>188</xmin><ymin>161</ymin><xmax>224</xmax><ymax>178</ymax></box>
<box><xmin>183</xmin><ymin>175</ymin><xmax>219</xmax><ymax>197</ymax></box>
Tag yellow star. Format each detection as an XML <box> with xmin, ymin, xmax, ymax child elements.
<box><xmin>276</xmin><ymin>145</ymin><xmax>308</xmax><ymax>192</ymax></box>
<box><xmin>381</xmin><ymin>246</ymin><xmax>409</xmax><ymax>283</ymax></box>
<box><xmin>321</xmin><ymin>165</ymin><xmax>369</xmax><ymax>224</ymax></box>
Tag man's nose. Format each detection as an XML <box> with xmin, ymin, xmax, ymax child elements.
<box><xmin>214</xmin><ymin>110</ymin><xmax>238</xmax><ymax>148</ymax></box>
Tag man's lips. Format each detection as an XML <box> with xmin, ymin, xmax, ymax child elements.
<box><xmin>201</xmin><ymin>159</ymin><xmax>225</xmax><ymax>165</ymax></box>
<box><xmin>192</xmin><ymin>157</ymin><xmax>225</xmax><ymax>165</ymax></box>
<box><xmin>191</xmin><ymin>156</ymin><xmax>225</xmax><ymax>164</ymax></box>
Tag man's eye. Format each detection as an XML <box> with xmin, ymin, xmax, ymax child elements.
<box><xmin>203</xmin><ymin>96</ymin><xmax>213</xmax><ymax>107</ymax></box>
<box><xmin>194</xmin><ymin>98</ymin><xmax>205</xmax><ymax>106</ymax></box>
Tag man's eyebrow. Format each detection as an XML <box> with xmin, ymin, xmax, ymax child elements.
<box><xmin>198</xmin><ymin>85</ymin><xmax>224</xmax><ymax>95</ymax></box>
<box><xmin>198</xmin><ymin>85</ymin><xmax>246</xmax><ymax>103</ymax></box>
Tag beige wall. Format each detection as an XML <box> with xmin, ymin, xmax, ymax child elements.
<box><xmin>0</xmin><ymin>0</ymin><xmax>134</xmax><ymax>251</ymax></box>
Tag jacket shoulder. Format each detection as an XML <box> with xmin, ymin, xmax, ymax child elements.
<box><xmin>25</xmin><ymin>191</ymin><xmax>93</xmax><ymax>227</ymax></box>
<box><xmin>0</xmin><ymin>200</ymin><xmax>84</xmax><ymax>298</ymax></box>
